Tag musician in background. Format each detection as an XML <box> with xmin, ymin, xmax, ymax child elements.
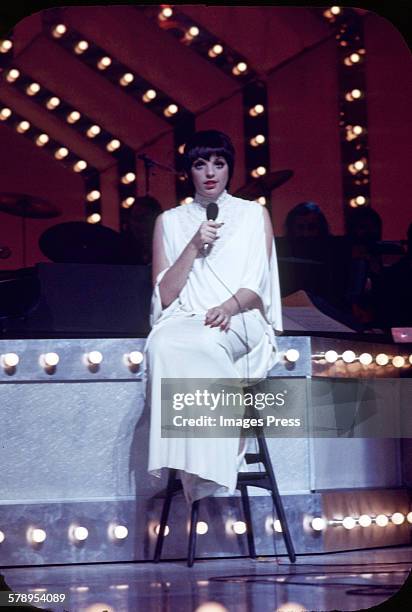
<box><xmin>144</xmin><ymin>130</ymin><xmax>282</xmax><ymax>504</ymax></box>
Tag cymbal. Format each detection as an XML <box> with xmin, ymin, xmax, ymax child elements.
<box><xmin>234</xmin><ymin>170</ymin><xmax>294</xmax><ymax>200</ymax></box>
<box><xmin>0</xmin><ymin>193</ymin><xmax>61</xmax><ymax>219</ymax></box>
<box><xmin>39</xmin><ymin>221</ymin><xmax>127</xmax><ymax>264</ymax></box>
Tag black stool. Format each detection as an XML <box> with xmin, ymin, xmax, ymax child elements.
<box><xmin>153</xmin><ymin>426</ymin><xmax>296</xmax><ymax>566</ymax></box>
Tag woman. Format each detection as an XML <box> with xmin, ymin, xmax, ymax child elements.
<box><xmin>145</xmin><ymin>130</ymin><xmax>282</xmax><ymax>504</ymax></box>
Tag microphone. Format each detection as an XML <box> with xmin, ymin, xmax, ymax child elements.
<box><xmin>204</xmin><ymin>202</ymin><xmax>219</xmax><ymax>252</ymax></box>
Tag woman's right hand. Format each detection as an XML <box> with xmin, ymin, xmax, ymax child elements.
<box><xmin>191</xmin><ymin>220</ymin><xmax>224</xmax><ymax>252</ymax></box>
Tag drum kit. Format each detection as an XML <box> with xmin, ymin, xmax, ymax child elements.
<box><xmin>0</xmin><ymin>165</ymin><xmax>294</xmax><ymax>266</ymax></box>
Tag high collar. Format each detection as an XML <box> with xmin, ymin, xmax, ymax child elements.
<box><xmin>193</xmin><ymin>189</ymin><xmax>230</xmax><ymax>209</ymax></box>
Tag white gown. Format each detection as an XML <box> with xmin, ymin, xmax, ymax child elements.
<box><xmin>144</xmin><ymin>190</ymin><xmax>283</xmax><ymax>503</ymax></box>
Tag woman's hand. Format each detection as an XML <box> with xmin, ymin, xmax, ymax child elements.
<box><xmin>205</xmin><ymin>303</ymin><xmax>232</xmax><ymax>331</ymax></box>
<box><xmin>191</xmin><ymin>220</ymin><xmax>224</xmax><ymax>252</ymax></box>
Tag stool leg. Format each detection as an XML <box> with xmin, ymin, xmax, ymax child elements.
<box><xmin>258</xmin><ymin>436</ymin><xmax>296</xmax><ymax>563</ymax></box>
<box><xmin>240</xmin><ymin>485</ymin><xmax>256</xmax><ymax>558</ymax></box>
<box><xmin>187</xmin><ymin>500</ymin><xmax>200</xmax><ymax>567</ymax></box>
<box><xmin>154</xmin><ymin>469</ymin><xmax>177</xmax><ymax>562</ymax></box>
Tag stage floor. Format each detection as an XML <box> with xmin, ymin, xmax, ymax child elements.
<box><xmin>1</xmin><ymin>546</ymin><xmax>411</xmax><ymax>611</ymax></box>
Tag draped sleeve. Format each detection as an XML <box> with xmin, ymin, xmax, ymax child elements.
<box><xmin>239</xmin><ymin>205</ymin><xmax>283</xmax><ymax>332</ymax></box>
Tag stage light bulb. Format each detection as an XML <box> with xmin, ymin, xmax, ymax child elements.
<box><xmin>350</xmin><ymin>52</ymin><xmax>361</xmax><ymax>63</ymax></box>
<box><xmin>273</xmin><ymin>519</ymin><xmax>283</xmax><ymax>533</ymax></box>
<box><xmin>232</xmin><ymin>521</ymin><xmax>247</xmax><ymax>534</ymax></box>
<box><xmin>375</xmin><ymin>514</ymin><xmax>389</xmax><ymax>527</ymax></box>
<box><xmin>97</xmin><ymin>56</ymin><xmax>112</xmax><ymax>70</ymax></box>
<box><xmin>311</xmin><ymin>517</ymin><xmax>327</xmax><ymax>531</ymax></box>
<box><xmin>342</xmin><ymin>516</ymin><xmax>356</xmax><ymax>530</ymax></box>
<box><xmin>86</xmin><ymin>190</ymin><xmax>101</xmax><ymax>202</ymax></box>
<box><xmin>122</xmin><ymin>197</ymin><xmax>135</xmax><ymax>208</ymax></box>
<box><xmin>0</xmin><ymin>530</ymin><xmax>4</xmax><ymax>543</ymax></box>
<box><xmin>119</xmin><ymin>72</ymin><xmax>134</xmax><ymax>86</ymax></box>
<box><xmin>407</xmin><ymin>512</ymin><xmax>412</xmax><ymax>524</ymax></box>
<box><xmin>52</xmin><ymin>24</ymin><xmax>67</xmax><ymax>38</ymax></box>
<box><xmin>87</xmin><ymin>213</ymin><xmax>101</xmax><ymax>224</ymax></box>
<box><xmin>127</xmin><ymin>351</ymin><xmax>143</xmax><ymax>365</ymax></box>
<box><xmin>16</xmin><ymin>121</ymin><xmax>30</xmax><ymax>133</ymax></box>
<box><xmin>409</xmin><ymin>354</ymin><xmax>412</xmax><ymax>365</ymax></box>
<box><xmin>74</xmin><ymin>40</ymin><xmax>89</xmax><ymax>54</ymax></box>
<box><xmin>345</xmin><ymin>88</ymin><xmax>363</xmax><ymax>102</ymax></box>
<box><xmin>376</xmin><ymin>353</ymin><xmax>389</xmax><ymax>366</ymax></box>
<box><xmin>87</xmin><ymin>351</ymin><xmax>103</xmax><ymax>365</ymax></box>
<box><xmin>180</xmin><ymin>197</ymin><xmax>194</xmax><ymax>205</ymax></box>
<box><xmin>392</xmin><ymin>356</ymin><xmax>405</xmax><ymax>368</ymax></box>
<box><xmin>106</xmin><ymin>139</ymin><xmax>121</xmax><ymax>152</ymax></box>
<box><xmin>256</xmin><ymin>197</ymin><xmax>267</xmax><ymax>205</ymax></box>
<box><xmin>349</xmin><ymin>196</ymin><xmax>367</xmax><ymax>208</ymax></box>
<box><xmin>87</xmin><ymin>125</ymin><xmax>101</xmax><ymax>138</ymax></box>
<box><xmin>35</xmin><ymin>133</ymin><xmax>49</xmax><ymax>147</ymax></box>
<box><xmin>208</xmin><ymin>44</ymin><xmax>223</xmax><ymax>58</ymax></box>
<box><xmin>232</xmin><ymin>61</ymin><xmax>248</xmax><ymax>76</ymax></box>
<box><xmin>249</xmin><ymin>104</ymin><xmax>264</xmax><ymax>117</ymax></box>
<box><xmin>196</xmin><ymin>521</ymin><xmax>208</xmax><ymax>535</ymax></box>
<box><xmin>28</xmin><ymin>528</ymin><xmax>47</xmax><ymax>544</ymax></box>
<box><xmin>188</xmin><ymin>26</ymin><xmax>199</xmax><ymax>37</ymax></box>
<box><xmin>110</xmin><ymin>524</ymin><xmax>128</xmax><ymax>540</ymax></box>
<box><xmin>251</xmin><ymin>166</ymin><xmax>267</xmax><ymax>178</ymax></box>
<box><xmin>46</xmin><ymin>96</ymin><xmax>60</xmax><ymax>110</ymax></box>
<box><xmin>41</xmin><ymin>352</ymin><xmax>59</xmax><ymax>368</ymax></box>
<box><xmin>142</xmin><ymin>89</ymin><xmax>157</xmax><ymax>102</ymax></box>
<box><xmin>73</xmin><ymin>160</ymin><xmax>87</xmax><ymax>173</ymax></box>
<box><xmin>159</xmin><ymin>7</ymin><xmax>173</xmax><ymax>20</ymax></box>
<box><xmin>342</xmin><ymin>350</ymin><xmax>356</xmax><ymax>363</ymax></box>
<box><xmin>359</xmin><ymin>352</ymin><xmax>372</xmax><ymax>366</ymax></box>
<box><xmin>0</xmin><ymin>107</ymin><xmax>12</xmax><ymax>120</ymax></box>
<box><xmin>353</xmin><ymin>125</ymin><xmax>363</xmax><ymax>135</ymax></box>
<box><xmin>55</xmin><ymin>147</ymin><xmax>69</xmax><ymax>160</ymax></box>
<box><xmin>6</xmin><ymin>68</ymin><xmax>20</xmax><ymax>82</ymax></box>
<box><xmin>71</xmin><ymin>526</ymin><xmax>88</xmax><ymax>541</ymax></box>
<box><xmin>1</xmin><ymin>353</ymin><xmax>19</xmax><ymax>368</ymax></box>
<box><xmin>391</xmin><ymin>512</ymin><xmax>405</xmax><ymax>525</ymax></box>
<box><xmin>330</xmin><ymin>6</ymin><xmax>341</xmax><ymax>15</ymax></box>
<box><xmin>154</xmin><ymin>524</ymin><xmax>169</xmax><ymax>536</ymax></box>
<box><xmin>354</xmin><ymin>160</ymin><xmax>365</xmax><ymax>171</ymax></box>
<box><xmin>121</xmin><ymin>172</ymin><xmax>136</xmax><ymax>184</ymax></box>
<box><xmin>358</xmin><ymin>514</ymin><xmax>372</xmax><ymax>527</ymax></box>
<box><xmin>0</xmin><ymin>39</ymin><xmax>13</xmax><ymax>53</ymax></box>
<box><xmin>250</xmin><ymin>134</ymin><xmax>265</xmax><ymax>147</ymax></box>
<box><xmin>285</xmin><ymin>348</ymin><xmax>300</xmax><ymax>363</ymax></box>
<box><xmin>164</xmin><ymin>103</ymin><xmax>178</xmax><ymax>117</ymax></box>
<box><xmin>325</xmin><ymin>350</ymin><xmax>338</xmax><ymax>363</ymax></box>
<box><xmin>67</xmin><ymin>110</ymin><xmax>81</xmax><ymax>124</ymax></box>
<box><xmin>26</xmin><ymin>82</ymin><xmax>41</xmax><ymax>96</ymax></box>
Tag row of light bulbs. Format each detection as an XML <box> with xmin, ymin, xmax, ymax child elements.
<box><xmin>50</xmin><ymin>25</ymin><xmax>179</xmax><ymax>119</ymax></box>
<box><xmin>312</xmin><ymin>511</ymin><xmax>412</xmax><ymax>531</ymax></box>
<box><xmin>0</xmin><ymin>523</ymin><xmax>128</xmax><ymax>546</ymax></box>
<box><xmin>157</xmin><ymin>8</ymin><xmax>249</xmax><ymax>77</ymax></box>
<box><xmin>284</xmin><ymin>348</ymin><xmax>412</xmax><ymax>368</ymax></box>
<box><xmin>0</xmin><ymin>351</ymin><xmax>144</xmax><ymax>370</ymax></box>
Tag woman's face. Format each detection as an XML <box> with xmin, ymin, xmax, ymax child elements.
<box><xmin>190</xmin><ymin>154</ymin><xmax>229</xmax><ymax>199</ymax></box>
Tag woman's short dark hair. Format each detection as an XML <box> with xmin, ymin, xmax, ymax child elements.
<box><xmin>182</xmin><ymin>130</ymin><xmax>235</xmax><ymax>190</ymax></box>
<box><xmin>285</xmin><ymin>201</ymin><xmax>330</xmax><ymax>237</ymax></box>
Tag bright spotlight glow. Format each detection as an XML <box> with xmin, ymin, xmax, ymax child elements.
<box><xmin>331</xmin><ymin>6</ymin><xmax>341</xmax><ymax>15</ymax></box>
<box><xmin>97</xmin><ymin>56</ymin><xmax>112</xmax><ymax>70</ymax></box>
<box><xmin>0</xmin><ymin>530</ymin><xmax>5</xmax><ymax>543</ymax></box>
<box><xmin>52</xmin><ymin>24</ymin><xmax>67</xmax><ymax>38</ymax></box>
<box><xmin>188</xmin><ymin>26</ymin><xmax>200</xmax><ymax>37</ymax></box>
<box><xmin>159</xmin><ymin>7</ymin><xmax>173</xmax><ymax>20</ymax></box>
<box><xmin>232</xmin><ymin>521</ymin><xmax>247</xmax><ymax>535</ymax></box>
<box><xmin>41</xmin><ymin>352</ymin><xmax>59</xmax><ymax>367</ymax></box>
<box><xmin>142</xmin><ymin>89</ymin><xmax>157</xmax><ymax>102</ymax></box>
<box><xmin>55</xmin><ymin>147</ymin><xmax>69</xmax><ymax>160</ymax></box>
<box><xmin>232</xmin><ymin>61</ymin><xmax>248</xmax><ymax>76</ymax></box>
<box><xmin>375</xmin><ymin>514</ymin><xmax>389</xmax><ymax>527</ymax></box>
<box><xmin>251</xmin><ymin>166</ymin><xmax>267</xmax><ymax>178</ymax></box>
<box><xmin>391</xmin><ymin>512</ymin><xmax>405</xmax><ymax>525</ymax></box>
<box><xmin>67</xmin><ymin>111</ymin><xmax>81</xmax><ymax>124</ymax></box>
<box><xmin>1</xmin><ymin>353</ymin><xmax>19</xmax><ymax>368</ymax></box>
<box><xmin>87</xmin><ymin>213</ymin><xmax>101</xmax><ymax>224</ymax></box>
<box><xmin>6</xmin><ymin>68</ymin><xmax>20</xmax><ymax>82</ymax></box>
<box><xmin>196</xmin><ymin>521</ymin><xmax>209</xmax><ymax>535</ymax></box>
<box><xmin>358</xmin><ymin>514</ymin><xmax>372</xmax><ymax>527</ymax></box>
<box><xmin>87</xmin><ymin>125</ymin><xmax>101</xmax><ymax>138</ymax></box>
<box><xmin>0</xmin><ymin>107</ymin><xmax>12</xmax><ymax>120</ymax></box>
<box><xmin>392</xmin><ymin>356</ymin><xmax>405</xmax><ymax>368</ymax></box>
<box><xmin>86</xmin><ymin>351</ymin><xmax>103</xmax><ymax>365</ymax></box>
<box><xmin>154</xmin><ymin>524</ymin><xmax>169</xmax><ymax>536</ymax></box>
<box><xmin>342</xmin><ymin>516</ymin><xmax>356</xmax><ymax>529</ymax></box>
<box><xmin>311</xmin><ymin>517</ymin><xmax>327</xmax><ymax>531</ymax></box>
<box><xmin>250</xmin><ymin>134</ymin><xmax>265</xmax><ymax>147</ymax></box>
<box><xmin>0</xmin><ymin>39</ymin><xmax>13</xmax><ymax>52</ymax></box>
<box><xmin>325</xmin><ymin>350</ymin><xmax>338</xmax><ymax>363</ymax></box>
<box><xmin>249</xmin><ymin>104</ymin><xmax>264</xmax><ymax>117</ymax></box>
<box><xmin>16</xmin><ymin>121</ymin><xmax>30</xmax><ymax>133</ymax></box>
<box><xmin>86</xmin><ymin>190</ymin><xmax>101</xmax><ymax>202</ymax></box>
<box><xmin>127</xmin><ymin>351</ymin><xmax>144</xmax><ymax>365</ymax></box>
<box><xmin>121</xmin><ymin>172</ymin><xmax>136</xmax><ymax>184</ymax></box>
<box><xmin>359</xmin><ymin>352</ymin><xmax>372</xmax><ymax>366</ymax></box>
<box><xmin>164</xmin><ymin>104</ymin><xmax>179</xmax><ymax>117</ymax></box>
<box><xmin>208</xmin><ymin>44</ymin><xmax>223</xmax><ymax>58</ymax></box>
<box><xmin>273</xmin><ymin>519</ymin><xmax>283</xmax><ymax>533</ymax></box>
<box><xmin>256</xmin><ymin>197</ymin><xmax>266</xmax><ymax>205</ymax></box>
<box><xmin>122</xmin><ymin>197</ymin><xmax>135</xmax><ymax>208</ymax></box>
<box><xmin>112</xmin><ymin>525</ymin><xmax>128</xmax><ymax>540</ymax></box>
<box><xmin>73</xmin><ymin>160</ymin><xmax>87</xmax><ymax>173</ymax></box>
<box><xmin>46</xmin><ymin>96</ymin><xmax>60</xmax><ymax>110</ymax></box>
<box><xmin>71</xmin><ymin>526</ymin><xmax>89</xmax><ymax>541</ymax></box>
<box><xmin>285</xmin><ymin>348</ymin><xmax>300</xmax><ymax>363</ymax></box>
<box><xmin>106</xmin><ymin>139</ymin><xmax>121</xmax><ymax>152</ymax></box>
<box><xmin>375</xmin><ymin>353</ymin><xmax>389</xmax><ymax>366</ymax></box>
<box><xmin>342</xmin><ymin>350</ymin><xmax>356</xmax><ymax>363</ymax></box>
<box><xmin>74</xmin><ymin>40</ymin><xmax>89</xmax><ymax>54</ymax></box>
<box><xmin>28</xmin><ymin>528</ymin><xmax>47</xmax><ymax>544</ymax></box>
<box><xmin>26</xmin><ymin>82</ymin><xmax>41</xmax><ymax>96</ymax></box>
<box><xmin>119</xmin><ymin>72</ymin><xmax>134</xmax><ymax>86</ymax></box>
<box><xmin>406</xmin><ymin>512</ymin><xmax>412</xmax><ymax>524</ymax></box>
<box><xmin>35</xmin><ymin>133</ymin><xmax>49</xmax><ymax>147</ymax></box>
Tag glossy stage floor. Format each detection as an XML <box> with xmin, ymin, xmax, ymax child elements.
<box><xmin>1</xmin><ymin>546</ymin><xmax>411</xmax><ymax>612</ymax></box>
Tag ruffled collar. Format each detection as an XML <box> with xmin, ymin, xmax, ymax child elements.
<box><xmin>192</xmin><ymin>189</ymin><xmax>230</xmax><ymax>209</ymax></box>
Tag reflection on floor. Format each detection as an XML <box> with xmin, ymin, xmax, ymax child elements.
<box><xmin>1</xmin><ymin>546</ymin><xmax>411</xmax><ymax>612</ymax></box>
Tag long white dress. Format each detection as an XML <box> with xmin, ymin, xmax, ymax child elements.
<box><xmin>144</xmin><ymin>190</ymin><xmax>283</xmax><ymax>503</ymax></box>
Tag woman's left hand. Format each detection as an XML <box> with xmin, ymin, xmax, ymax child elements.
<box><xmin>205</xmin><ymin>304</ymin><xmax>232</xmax><ymax>330</ymax></box>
